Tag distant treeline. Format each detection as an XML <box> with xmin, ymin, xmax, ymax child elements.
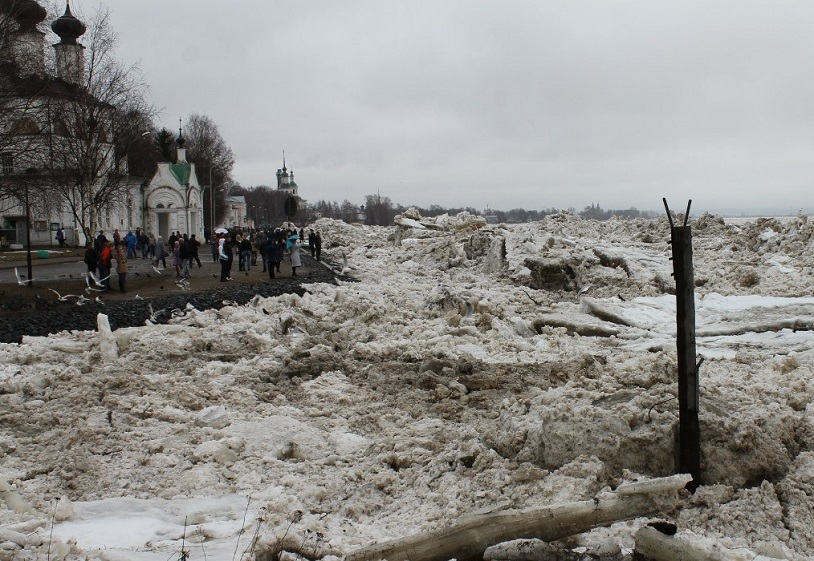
<box><xmin>307</xmin><ymin>198</ymin><xmax>658</xmax><ymax>226</ymax></box>
<box><xmin>238</xmin><ymin>185</ymin><xmax>657</xmax><ymax>227</ymax></box>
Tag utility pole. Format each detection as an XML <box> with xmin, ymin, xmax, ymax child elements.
<box><xmin>664</xmin><ymin>198</ymin><xmax>700</xmax><ymax>491</ymax></box>
<box><xmin>24</xmin><ymin>168</ymin><xmax>36</xmax><ymax>287</ymax></box>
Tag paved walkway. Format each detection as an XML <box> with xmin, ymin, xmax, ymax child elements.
<box><xmin>0</xmin><ymin>246</ymin><xmax>322</xmax><ymax>302</ymax></box>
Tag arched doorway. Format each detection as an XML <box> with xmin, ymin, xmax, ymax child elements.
<box><xmin>155</xmin><ymin>204</ymin><xmax>171</xmax><ymax>240</ymax></box>
<box><xmin>147</xmin><ymin>187</ymin><xmax>184</xmax><ymax>242</ymax></box>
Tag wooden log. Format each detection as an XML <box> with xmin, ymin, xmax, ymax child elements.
<box><xmin>346</xmin><ymin>474</ymin><xmax>691</xmax><ymax>561</ymax></box>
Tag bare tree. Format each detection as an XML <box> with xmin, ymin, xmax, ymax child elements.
<box><xmin>182</xmin><ymin>113</ymin><xmax>235</xmax><ymax>230</ymax></box>
<box><xmin>364</xmin><ymin>194</ymin><xmax>395</xmax><ymax>225</ymax></box>
<box><xmin>112</xmin><ymin>108</ymin><xmax>160</xmax><ymax>178</ymax></box>
<box><xmin>235</xmin><ymin>185</ymin><xmax>289</xmax><ymax>229</ymax></box>
<box><xmin>183</xmin><ymin>113</ymin><xmax>235</xmax><ymax>175</ymax></box>
<box><xmin>44</xmin><ymin>7</ymin><xmax>157</xmax><ymax>244</ymax></box>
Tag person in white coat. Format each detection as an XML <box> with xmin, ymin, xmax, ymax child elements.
<box><xmin>289</xmin><ymin>237</ymin><xmax>302</xmax><ymax>277</ymax></box>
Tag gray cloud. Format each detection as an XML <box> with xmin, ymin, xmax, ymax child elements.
<box><xmin>75</xmin><ymin>0</ymin><xmax>814</xmax><ymax>214</ymax></box>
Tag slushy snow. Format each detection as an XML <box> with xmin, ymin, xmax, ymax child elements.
<box><xmin>0</xmin><ymin>210</ymin><xmax>812</xmax><ymax>561</ymax></box>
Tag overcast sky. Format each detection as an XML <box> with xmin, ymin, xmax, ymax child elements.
<box><xmin>70</xmin><ymin>1</ymin><xmax>814</xmax><ymax>215</ymax></box>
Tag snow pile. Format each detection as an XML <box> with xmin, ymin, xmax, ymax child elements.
<box><xmin>0</xmin><ymin>212</ymin><xmax>812</xmax><ymax>561</ymax></box>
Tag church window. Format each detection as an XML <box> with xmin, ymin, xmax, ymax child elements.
<box><xmin>52</xmin><ymin>119</ymin><xmax>68</xmax><ymax>136</ymax></box>
<box><xmin>0</xmin><ymin>153</ymin><xmax>12</xmax><ymax>175</ymax></box>
<box><xmin>12</xmin><ymin>118</ymin><xmax>40</xmax><ymax>135</ymax></box>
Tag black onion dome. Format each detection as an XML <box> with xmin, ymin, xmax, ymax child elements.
<box><xmin>51</xmin><ymin>2</ymin><xmax>86</xmax><ymax>45</ymax></box>
<box><xmin>176</xmin><ymin>133</ymin><xmax>185</xmax><ymax>149</ymax></box>
<box><xmin>1</xmin><ymin>0</ymin><xmax>47</xmax><ymax>32</ymax></box>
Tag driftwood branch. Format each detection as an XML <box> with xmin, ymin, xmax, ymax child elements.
<box><xmin>697</xmin><ymin>316</ymin><xmax>814</xmax><ymax>337</ymax></box>
<box><xmin>346</xmin><ymin>474</ymin><xmax>691</xmax><ymax>561</ymax></box>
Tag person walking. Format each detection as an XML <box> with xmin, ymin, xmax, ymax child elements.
<box><xmin>189</xmin><ymin>234</ymin><xmax>203</xmax><ymax>268</ymax></box>
<box><xmin>83</xmin><ymin>242</ymin><xmax>98</xmax><ymax>285</ymax></box>
<box><xmin>256</xmin><ymin>230</ymin><xmax>268</xmax><ymax>272</ymax></box>
<box><xmin>139</xmin><ymin>231</ymin><xmax>150</xmax><ymax>259</ymax></box>
<box><xmin>178</xmin><ymin>238</ymin><xmax>191</xmax><ymax>278</ymax></box>
<box><xmin>154</xmin><ymin>236</ymin><xmax>167</xmax><ymax>269</ymax></box>
<box><xmin>172</xmin><ymin>240</ymin><xmax>182</xmax><ymax>277</ymax></box>
<box><xmin>211</xmin><ymin>237</ymin><xmax>219</xmax><ymax>263</ymax></box>
<box><xmin>114</xmin><ymin>243</ymin><xmax>128</xmax><ymax>292</ymax></box>
<box><xmin>308</xmin><ymin>229</ymin><xmax>316</xmax><ymax>257</ymax></box>
<box><xmin>55</xmin><ymin>227</ymin><xmax>66</xmax><ymax>247</ymax></box>
<box><xmin>240</xmin><ymin>236</ymin><xmax>253</xmax><ymax>274</ymax></box>
<box><xmin>94</xmin><ymin>230</ymin><xmax>107</xmax><ymax>253</ymax></box>
<box><xmin>265</xmin><ymin>236</ymin><xmax>283</xmax><ymax>279</ymax></box>
<box><xmin>289</xmin><ymin>236</ymin><xmax>302</xmax><ymax>277</ymax></box>
<box><xmin>147</xmin><ymin>232</ymin><xmax>156</xmax><ymax>260</ymax></box>
<box><xmin>314</xmin><ymin>231</ymin><xmax>322</xmax><ymax>262</ymax></box>
<box><xmin>98</xmin><ymin>241</ymin><xmax>113</xmax><ymax>290</ymax></box>
<box><xmin>218</xmin><ymin>235</ymin><xmax>233</xmax><ymax>281</ymax></box>
<box><xmin>125</xmin><ymin>231</ymin><xmax>137</xmax><ymax>259</ymax></box>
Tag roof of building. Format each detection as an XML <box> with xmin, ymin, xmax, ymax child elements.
<box><xmin>1</xmin><ymin>0</ymin><xmax>47</xmax><ymax>31</ymax></box>
<box><xmin>168</xmin><ymin>162</ymin><xmax>191</xmax><ymax>186</ymax></box>
<box><xmin>52</xmin><ymin>2</ymin><xmax>86</xmax><ymax>45</ymax></box>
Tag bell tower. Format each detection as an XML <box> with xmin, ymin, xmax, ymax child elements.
<box><xmin>51</xmin><ymin>0</ymin><xmax>86</xmax><ymax>85</ymax></box>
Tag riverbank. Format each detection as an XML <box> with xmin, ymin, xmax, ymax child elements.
<box><xmin>0</xmin><ymin>252</ymin><xmax>345</xmax><ymax>343</ymax></box>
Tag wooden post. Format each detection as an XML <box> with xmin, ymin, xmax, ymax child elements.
<box><xmin>664</xmin><ymin>199</ymin><xmax>700</xmax><ymax>492</ymax></box>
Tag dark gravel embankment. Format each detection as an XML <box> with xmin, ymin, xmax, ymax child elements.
<box><xmin>0</xmin><ymin>257</ymin><xmax>354</xmax><ymax>344</ymax></box>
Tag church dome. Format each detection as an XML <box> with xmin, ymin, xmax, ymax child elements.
<box><xmin>51</xmin><ymin>2</ymin><xmax>86</xmax><ymax>45</ymax></box>
<box><xmin>1</xmin><ymin>0</ymin><xmax>47</xmax><ymax>32</ymax></box>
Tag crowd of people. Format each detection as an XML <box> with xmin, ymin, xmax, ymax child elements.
<box><xmin>81</xmin><ymin>225</ymin><xmax>323</xmax><ymax>291</ymax></box>
<box><xmin>214</xmin><ymin>226</ymin><xmax>322</xmax><ymax>282</ymax></box>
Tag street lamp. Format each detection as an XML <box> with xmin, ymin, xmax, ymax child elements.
<box><xmin>24</xmin><ymin>168</ymin><xmax>36</xmax><ymax>287</ymax></box>
<box><xmin>209</xmin><ymin>185</ymin><xmax>217</xmax><ymax>235</ymax></box>
<box><xmin>206</xmin><ymin>166</ymin><xmax>223</xmax><ymax>235</ymax></box>
<box><xmin>204</xmin><ymin>182</ymin><xmax>228</xmax><ymax>239</ymax></box>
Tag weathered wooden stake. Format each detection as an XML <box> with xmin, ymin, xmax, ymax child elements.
<box><xmin>664</xmin><ymin>198</ymin><xmax>700</xmax><ymax>492</ymax></box>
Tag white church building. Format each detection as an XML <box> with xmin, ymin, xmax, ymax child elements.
<box><xmin>1</xmin><ymin>1</ymin><xmax>209</xmax><ymax>246</ymax></box>
<box><xmin>140</xmin><ymin>135</ymin><xmax>204</xmax><ymax>242</ymax></box>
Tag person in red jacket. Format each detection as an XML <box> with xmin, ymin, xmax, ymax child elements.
<box><xmin>98</xmin><ymin>241</ymin><xmax>113</xmax><ymax>290</ymax></box>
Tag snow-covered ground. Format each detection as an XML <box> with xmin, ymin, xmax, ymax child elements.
<box><xmin>0</xmin><ymin>211</ymin><xmax>812</xmax><ymax>561</ymax></box>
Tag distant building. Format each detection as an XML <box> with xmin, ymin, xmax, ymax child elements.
<box><xmin>0</xmin><ymin>1</ymin><xmax>121</xmax><ymax>246</ymax></box>
<box><xmin>142</xmin><ymin>130</ymin><xmax>203</xmax><ymax>241</ymax></box>
<box><xmin>0</xmin><ymin>1</ymin><xmax>198</xmax><ymax>246</ymax></box>
<box><xmin>275</xmin><ymin>158</ymin><xmax>298</xmax><ymax>197</ymax></box>
<box><xmin>484</xmin><ymin>207</ymin><xmax>498</xmax><ymax>224</ymax></box>
<box><xmin>224</xmin><ymin>195</ymin><xmax>247</xmax><ymax>229</ymax></box>
<box><xmin>275</xmin><ymin>156</ymin><xmax>308</xmax><ymax>221</ymax></box>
